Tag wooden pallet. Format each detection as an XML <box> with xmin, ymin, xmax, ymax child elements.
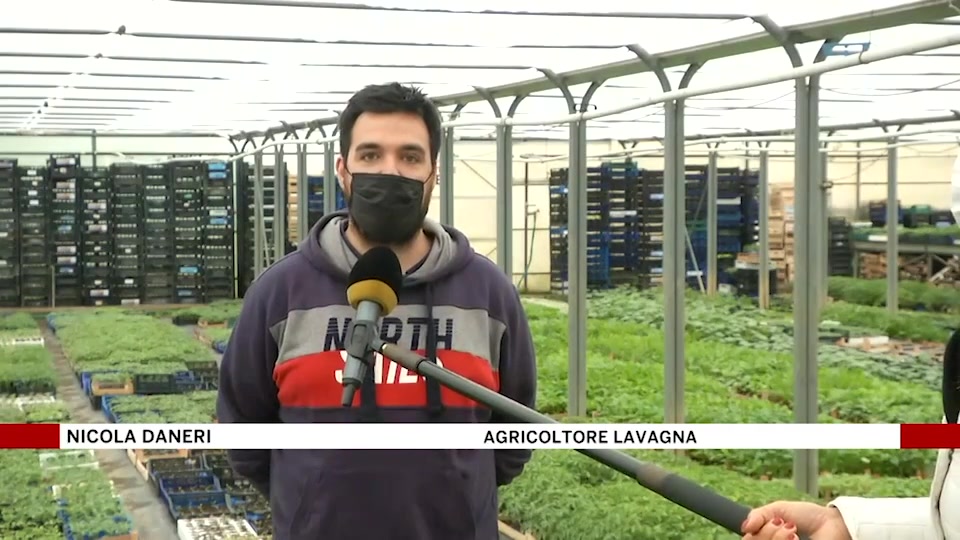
<box><xmin>133</xmin><ymin>448</ymin><xmax>190</xmax><ymax>465</ymax></box>
<box><xmin>91</xmin><ymin>380</ymin><xmax>135</xmax><ymax>397</ymax></box>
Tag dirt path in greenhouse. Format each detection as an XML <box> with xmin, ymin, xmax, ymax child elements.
<box><xmin>42</xmin><ymin>324</ymin><xmax>179</xmax><ymax>540</ymax></box>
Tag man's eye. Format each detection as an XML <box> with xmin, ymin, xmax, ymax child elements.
<box><xmin>359</xmin><ymin>154</ymin><xmax>378</xmax><ymax>161</ymax></box>
<box><xmin>403</xmin><ymin>155</ymin><xmax>421</xmax><ymax>163</ymax></box>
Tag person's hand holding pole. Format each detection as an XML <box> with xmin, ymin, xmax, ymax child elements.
<box><xmin>741</xmin><ymin>501</ymin><xmax>852</xmax><ymax>540</ymax></box>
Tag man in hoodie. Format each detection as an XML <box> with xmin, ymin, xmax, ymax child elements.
<box><xmin>216</xmin><ymin>82</ymin><xmax>538</xmax><ymax>540</ymax></box>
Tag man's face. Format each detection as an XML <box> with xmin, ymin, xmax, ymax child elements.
<box><xmin>337</xmin><ymin>111</ymin><xmax>436</xmax><ymax>205</ymax></box>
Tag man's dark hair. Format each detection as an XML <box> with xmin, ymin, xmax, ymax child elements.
<box><xmin>338</xmin><ymin>83</ymin><xmax>442</xmax><ymax>164</ymax></box>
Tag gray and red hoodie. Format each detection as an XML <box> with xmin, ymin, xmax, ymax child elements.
<box><xmin>216</xmin><ymin>210</ymin><xmax>538</xmax><ymax>540</ymax></box>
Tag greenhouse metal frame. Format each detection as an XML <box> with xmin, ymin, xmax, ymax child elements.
<box><xmin>4</xmin><ymin>0</ymin><xmax>960</xmax><ymax>495</ymax></box>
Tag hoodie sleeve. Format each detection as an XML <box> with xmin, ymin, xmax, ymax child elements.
<box><xmin>216</xmin><ymin>280</ymin><xmax>281</xmax><ymax>497</ymax></box>
<box><xmin>490</xmin><ymin>286</ymin><xmax>538</xmax><ymax>486</ymax></box>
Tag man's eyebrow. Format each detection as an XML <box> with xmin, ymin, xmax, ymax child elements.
<box><xmin>354</xmin><ymin>142</ymin><xmax>426</xmax><ymax>154</ymax></box>
<box><xmin>354</xmin><ymin>142</ymin><xmax>382</xmax><ymax>152</ymax></box>
<box><xmin>399</xmin><ymin>144</ymin><xmax>426</xmax><ymax>154</ymax></box>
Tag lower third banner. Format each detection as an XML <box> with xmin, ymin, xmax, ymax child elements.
<box><xmin>0</xmin><ymin>423</ymin><xmax>958</xmax><ymax>450</ymax></box>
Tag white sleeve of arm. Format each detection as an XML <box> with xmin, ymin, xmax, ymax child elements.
<box><xmin>829</xmin><ymin>497</ymin><xmax>940</xmax><ymax>540</ymax></box>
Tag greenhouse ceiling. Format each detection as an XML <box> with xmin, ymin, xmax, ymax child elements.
<box><xmin>2</xmin><ymin>0</ymin><xmax>960</xmax><ymax>140</ymax></box>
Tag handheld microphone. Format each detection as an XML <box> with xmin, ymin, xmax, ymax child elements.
<box><xmin>341</xmin><ymin>246</ymin><xmax>404</xmax><ymax>407</ymax></box>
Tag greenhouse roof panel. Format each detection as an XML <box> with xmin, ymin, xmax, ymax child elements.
<box><xmin>0</xmin><ymin>1</ymin><xmax>957</xmax><ymax>136</ymax></box>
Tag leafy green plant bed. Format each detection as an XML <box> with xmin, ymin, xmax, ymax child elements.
<box><xmin>0</xmin><ymin>346</ymin><xmax>57</xmax><ymax>395</ymax></box>
<box><xmin>106</xmin><ymin>392</ymin><xmax>217</xmax><ymax>424</ymax></box>
<box><xmin>167</xmin><ymin>301</ymin><xmax>243</xmax><ymax>326</ymax></box>
<box><xmin>22</xmin><ymin>402</ymin><xmax>69</xmax><ymax>423</ymax></box>
<box><xmin>828</xmin><ymin>275</ymin><xmax>960</xmax><ymax>313</ymax></box>
<box><xmin>586</xmin><ymin>288</ymin><xmax>945</xmax><ymax>392</ymax></box>
<box><xmin>498</xmin><ymin>449</ymin><xmax>931</xmax><ymax>540</ymax></box>
<box><xmin>0</xmin><ymin>450</ymin><xmax>63</xmax><ymax>539</ymax></box>
<box><xmin>0</xmin><ymin>327</ymin><xmax>43</xmax><ymax>342</ymax></box>
<box><xmin>522</xmin><ymin>299</ymin><xmax>939</xmax><ymax>478</ymax></box>
<box><xmin>52</xmin><ymin>311</ymin><xmax>215</xmax><ymax>381</ymax></box>
<box><xmin>0</xmin><ymin>447</ymin><xmax>134</xmax><ymax>539</ymax></box>
<box><xmin>0</xmin><ymin>312</ymin><xmax>38</xmax><ymax>330</ymax></box>
<box><xmin>498</xmin><ymin>298</ymin><xmax>939</xmax><ymax>538</ymax></box>
<box><xmin>206</xmin><ymin>327</ymin><xmax>234</xmax><ymax>345</ymax></box>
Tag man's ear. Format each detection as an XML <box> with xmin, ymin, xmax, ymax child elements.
<box><xmin>336</xmin><ymin>155</ymin><xmax>349</xmax><ymax>192</ymax></box>
<box><xmin>943</xmin><ymin>328</ymin><xmax>960</xmax><ymax>423</ymax></box>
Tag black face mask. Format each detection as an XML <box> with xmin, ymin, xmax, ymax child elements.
<box><xmin>346</xmin><ymin>172</ymin><xmax>428</xmax><ymax>245</ymax></box>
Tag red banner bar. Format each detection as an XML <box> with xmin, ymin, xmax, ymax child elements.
<box><xmin>900</xmin><ymin>423</ymin><xmax>960</xmax><ymax>449</ymax></box>
<box><xmin>0</xmin><ymin>423</ymin><xmax>61</xmax><ymax>449</ymax></box>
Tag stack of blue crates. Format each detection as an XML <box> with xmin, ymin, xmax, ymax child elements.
<box><xmin>603</xmin><ymin>161</ymin><xmax>641</xmax><ymax>286</ymax></box>
<box><xmin>687</xmin><ymin>166</ymin><xmax>760</xmax><ymax>285</ymax></box>
<box><xmin>868</xmin><ymin>200</ymin><xmax>904</xmax><ymax>226</ymax></box>
<box><xmin>635</xmin><ymin>168</ymin><xmax>664</xmax><ymax>289</ymax></box>
<box><xmin>305</xmin><ymin>175</ymin><xmax>346</xmax><ymax>230</ymax></box>
<box><xmin>548</xmin><ymin>166</ymin><xmax>616</xmax><ymax>294</ymax></box>
<box><xmin>740</xmin><ymin>170</ymin><xmax>760</xmax><ymax>246</ymax></box>
<box><xmin>547</xmin><ymin>163</ymin><xmax>761</xmax><ymax>293</ymax></box>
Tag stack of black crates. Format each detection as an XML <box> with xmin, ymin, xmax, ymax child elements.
<box><xmin>867</xmin><ymin>200</ymin><xmax>903</xmax><ymax>226</ymax></box>
<box><xmin>548</xmin><ymin>162</ymin><xmax>762</xmax><ymax>294</ymax></box>
<box><xmin>18</xmin><ymin>166</ymin><xmax>50</xmax><ymax>306</ymax></box>
<box><xmin>172</xmin><ymin>163</ymin><xmax>205</xmax><ymax>304</ymax></box>
<box><xmin>687</xmin><ymin>166</ymin><xmax>759</xmax><ymax>287</ymax></box>
<box><xmin>237</xmin><ymin>163</ymin><xmax>286</xmax><ymax>297</ymax></box>
<box><xmin>827</xmin><ymin>217</ymin><xmax>854</xmax><ymax>277</ymax></box>
<box><xmin>201</xmin><ymin>161</ymin><xmax>235</xmax><ymax>300</ymax></box>
<box><xmin>549</xmin><ymin>160</ymin><xmax>642</xmax><ymax>295</ymax></box>
<box><xmin>49</xmin><ymin>155</ymin><xmax>82</xmax><ymax>306</ymax></box>
<box><xmin>143</xmin><ymin>164</ymin><xmax>176</xmax><ymax>304</ymax></box>
<box><xmin>603</xmin><ymin>162</ymin><xmax>641</xmax><ymax>287</ymax></box>
<box><xmin>0</xmin><ymin>160</ymin><xmax>16</xmax><ymax>307</ymax></box>
<box><xmin>79</xmin><ymin>167</ymin><xmax>112</xmax><ymax>306</ymax></box>
<box><xmin>634</xmin><ymin>169</ymin><xmax>664</xmax><ymax>289</ymax></box>
<box><xmin>110</xmin><ymin>164</ymin><xmax>145</xmax><ymax>306</ymax></box>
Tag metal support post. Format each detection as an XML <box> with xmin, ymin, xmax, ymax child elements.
<box><xmin>792</xmin><ymin>77</ymin><xmax>821</xmax><ymax>497</ymax></box>
<box><xmin>439</xmin><ymin>125</ymin><xmax>456</xmax><ymax>226</ymax></box>
<box><xmin>706</xmin><ymin>150</ymin><xmax>718</xmax><ymax>294</ymax></box>
<box><xmin>753</xmin><ymin>15</ymin><xmax>833</xmax><ymax>496</ymax></box>
<box><xmin>529</xmin><ymin>71</ymin><xmax>600</xmax><ymax>417</ymax></box>
<box><xmin>820</xmin><ymin>145</ymin><xmax>830</xmax><ymax>308</ymax></box>
<box><xmin>91</xmin><ymin>130</ymin><xmax>97</xmax><ymax>169</ymax></box>
<box><xmin>253</xmin><ymin>151</ymin><xmax>265</xmax><ymax>276</ymax></box>
<box><xmin>663</xmin><ymin>101</ymin><xmax>686</xmax><ymax>425</ymax></box>
<box><xmin>439</xmin><ymin>105</ymin><xmax>465</xmax><ymax>227</ymax></box>
<box><xmin>568</xmin><ymin>118</ymin><xmax>589</xmax><ymax>416</ymax></box>
<box><xmin>323</xmin><ymin>141</ymin><xmax>338</xmax><ymax>215</ymax></box>
<box><xmin>296</xmin><ymin>143</ymin><xmax>309</xmax><ymax>240</ymax></box>
<box><xmin>476</xmin><ymin>87</ymin><xmax>523</xmax><ymax>279</ymax></box>
<box><xmin>274</xmin><ymin>145</ymin><xmax>287</xmax><ymax>258</ymax></box>
<box><xmin>232</xmin><ymin>161</ymin><xmax>240</xmax><ymax>298</ymax></box>
<box><xmin>758</xmin><ymin>149</ymin><xmax>770</xmax><ymax>309</ymax></box>
<box><xmin>886</xmin><ymin>139</ymin><xmax>899</xmax><ymax>313</ymax></box>
<box><xmin>625</xmin><ymin>45</ymin><xmax>700</xmax><ymax>425</ymax></box>
<box><xmin>495</xmin><ymin>124</ymin><xmax>514</xmax><ymax>275</ymax></box>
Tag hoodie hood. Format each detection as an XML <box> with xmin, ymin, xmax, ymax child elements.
<box><xmin>299</xmin><ymin>210</ymin><xmax>474</xmax><ymax>286</ymax></box>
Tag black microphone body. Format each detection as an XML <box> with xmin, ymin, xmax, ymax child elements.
<box><xmin>340</xmin><ymin>300</ymin><xmax>383</xmax><ymax>406</ymax></box>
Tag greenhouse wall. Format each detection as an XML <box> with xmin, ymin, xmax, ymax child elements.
<box><xmin>0</xmin><ymin>134</ymin><xmax>956</xmax><ymax>294</ymax></box>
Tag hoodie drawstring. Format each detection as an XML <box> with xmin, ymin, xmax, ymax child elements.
<box><xmin>358</xmin><ymin>283</ymin><xmax>444</xmax><ymax>421</ymax></box>
<box><xmin>424</xmin><ymin>284</ymin><xmax>445</xmax><ymax>418</ymax></box>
